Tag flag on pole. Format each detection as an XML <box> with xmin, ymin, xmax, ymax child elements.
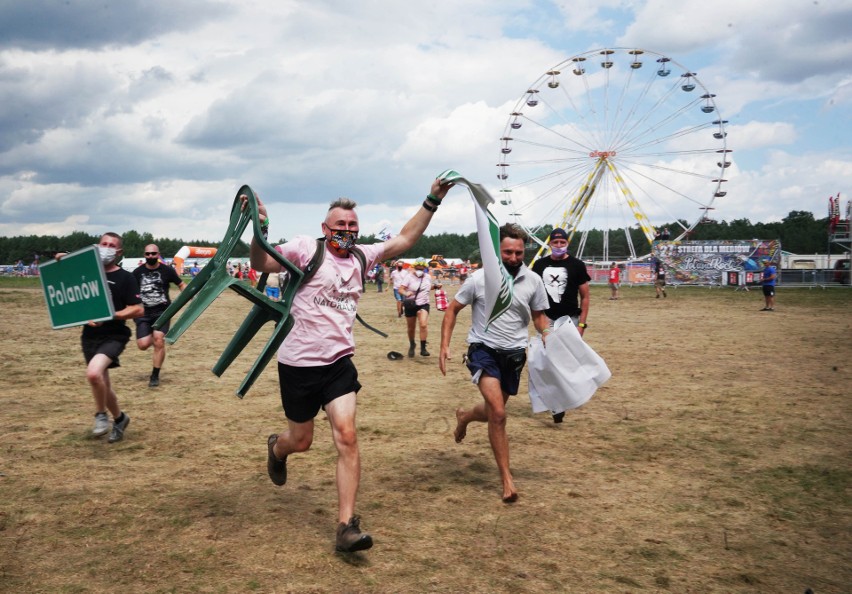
<box><xmin>437</xmin><ymin>169</ymin><xmax>513</xmax><ymax>330</ymax></box>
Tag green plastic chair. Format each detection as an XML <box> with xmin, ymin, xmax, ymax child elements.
<box><xmin>153</xmin><ymin>185</ymin><xmax>304</xmax><ymax>397</ymax></box>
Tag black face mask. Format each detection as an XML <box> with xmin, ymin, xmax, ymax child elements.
<box><xmin>503</xmin><ymin>262</ymin><xmax>522</xmax><ymax>277</ymax></box>
<box><xmin>146</xmin><ymin>257</ymin><xmax>159</xmax><ymax>266</ymax></box>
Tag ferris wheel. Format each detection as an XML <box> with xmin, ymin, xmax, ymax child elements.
<box><xmin>496</xmin><ymin>48</ymin><xmax>730</xmax><ymax>262</ymax></box>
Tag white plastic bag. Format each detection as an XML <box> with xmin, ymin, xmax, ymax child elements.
<box><xmin>527</xmin><ymin>320</ymin><xmax>611</xmax><ymax>414</ymax></box>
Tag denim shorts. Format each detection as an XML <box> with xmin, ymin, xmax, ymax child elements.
<box><xmin>465</xmin><ymin>343</ymin><xmax>527</xmax><ymax>396</ymax></box>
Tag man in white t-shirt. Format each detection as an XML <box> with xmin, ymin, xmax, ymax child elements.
<box><xmin>439</xmin><ymin>224</ymin><xmax>550</xmax><ymax>503</ymax></box>
<box><xmin>245</xmin><ymin>178</ymin><xmax>453</xmax><ymax>553</ymax></box>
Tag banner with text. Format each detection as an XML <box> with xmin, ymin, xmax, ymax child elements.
<box><xmin>652</xmin><ymin>239</ymin><xmax>781</xmax><ymax>285</ymax></box>
<box><xmin>438</xmin><ymin>169</ymin><xmax>514</xmax><ymax>330</ymax></box>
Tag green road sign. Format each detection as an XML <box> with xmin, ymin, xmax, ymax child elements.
<box><xmin>39</xmin><ymin>245</ymin><xmax>115</xmax><ymax>329</ymax></box>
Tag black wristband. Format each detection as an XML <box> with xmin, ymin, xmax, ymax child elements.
<box><xmin>426</xmin><ymin>193</ymin><xmax>442</xmax><ymax>206</ymax></box>
<box><xmin>260</xmin><ymin>225</ymin><xmax>269</xmax><ymax>240</ymax></box>
<box><xmin>422</xmin><ymin>200</ymin><xmax>437</xmax><ymax>212</ymax></box>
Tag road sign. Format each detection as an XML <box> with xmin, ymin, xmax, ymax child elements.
<box><xmin>39</xmin><ymin>245</ymin><xmax>115</xmax><ymax>329</ymax></box>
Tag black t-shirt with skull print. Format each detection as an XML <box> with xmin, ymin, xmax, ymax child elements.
<box><xmin>531</xmin><ymin>254</ymin><xmax>591</xmax><ymax>320</ymax></box>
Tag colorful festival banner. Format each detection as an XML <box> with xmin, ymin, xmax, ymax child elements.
<box><xmin>438</xmin><ymin>169</ymin><xmax>513</xmax><ymax>330</ymax></box>
<box><xmin>652</xmin><ymin>239</ymin><xmax>781</xmax><ymax>285</ymax></box>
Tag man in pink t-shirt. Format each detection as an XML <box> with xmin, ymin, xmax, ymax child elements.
<box><xmin>245</xmin><ymin>177</ymin><xmax>453</xmax><ymax>553</ymax></box>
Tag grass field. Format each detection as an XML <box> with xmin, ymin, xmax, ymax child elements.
<box><xmin>0</xmin><ymin>280</ymin><xmax>849</xmax><ymax>593</ymax></box>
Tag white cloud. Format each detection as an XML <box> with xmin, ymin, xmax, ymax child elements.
<box><xmin>0</xmin><ymin>0</ymin><xmax>849</xmax><ymax>252</ymax></box>
<box><xmin>728</xmin><ymin>121</ymin><xmax>796</xmax><ymax>151</ymax></box>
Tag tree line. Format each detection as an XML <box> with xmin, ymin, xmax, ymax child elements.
<box><xmin>0</xmin><ymin>210</ymin><xmax>836</xmax><ymax>265</ymax></box>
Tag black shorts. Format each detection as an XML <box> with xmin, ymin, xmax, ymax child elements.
<box><xmin>277</xmin><ymin>356</ymin><xmax>362</xmax><ymax>423</ymax></box>
<box><xmin>466</xmin><ymin>343</ymin><xmax>527</xmax><ymax>396</ymax></box>
<box><xmin>404</xmin><ymin>302</ymin><xmax>430</xmax><ymax>318</ymax></box>
<box><xmin>82</xmin><ymin>334</ymin><xmax>130</xmax><ymax>369</ymax></box>
<box><xmin>762</xmin><ymin>285</ymin><xmax>775</xmax><ymax>297</ymax></box>
<box><xmin>134</xmin><ymin>310</ymin><xmax>170</xmax><ymax>340</ymax></box>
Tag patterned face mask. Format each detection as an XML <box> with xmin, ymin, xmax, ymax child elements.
<box><xmin>327</xmin><ymin>228</ymin><xmax>358</xmax><ymax>250</ymax></box>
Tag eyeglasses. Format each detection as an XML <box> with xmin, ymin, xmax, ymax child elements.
<box><xmin>145</xmin><ymin>251</ymin><xmax>159</xmax><ymax>256</ymax></box>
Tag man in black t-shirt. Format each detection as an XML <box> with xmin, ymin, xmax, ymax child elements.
<box><xmin>133</xmin><ymin>244</ymin><xmax>186</xmax><ymax>388</ymax></box>
<box><xmin>531</xmin><ymin>228</ymin><xmax>591</xmax><ymax>331</ymax></box>
<box><xmin>72</xmin><ymin>233</ymin><xmax>143</xmax><ymax>442</ymax></box>
<box><xmin>530</xmin><ymin>228</ymin><xmax>592</xmax><ymax>423</ymax></box>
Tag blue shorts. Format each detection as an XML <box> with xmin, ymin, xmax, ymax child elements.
<box><xmin>465</xmin><ymin>343</ymin><xmax>527</xmax><ymax>396</ymax></box>
<box><xmin>393</xmin><ymin>288</ymin><xmax>404</xmax><ymax>302</ymax></box>
<box><xmin>266</xmin><ymin>286</ymin><xmax>280</xmax><ymax>299</ymax></box>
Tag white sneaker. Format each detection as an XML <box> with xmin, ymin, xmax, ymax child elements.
<box><xmin>93</xmin><ymin>412</ymin><xmax>110</xmax><ymax>437</ymax></box>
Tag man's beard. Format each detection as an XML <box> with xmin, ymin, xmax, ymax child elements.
<box><xmin>503</xmin><ymin>262</ymin><xmax>522</xmax><ymax>277</ymax></box>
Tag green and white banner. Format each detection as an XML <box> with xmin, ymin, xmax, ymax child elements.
<box><xmin>438</xmin><ymin>169</ymin><xmax>513</xmax><ymax>330</ymax></box>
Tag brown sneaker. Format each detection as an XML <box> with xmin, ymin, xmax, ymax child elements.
<box><xmin>335</xmin><ymin>515</ymin><xmax>373</xmax><ymax>553</ymax></box>
<box><xmin>267</xmin><ymin>434</ymin><xmax>287</xmax><ymax>486</ymax></box>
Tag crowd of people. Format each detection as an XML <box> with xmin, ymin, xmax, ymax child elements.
<box><xmin>54</xmin><ymin>189</ymin><xmax>783</xmax><ymax>556</ymax></box>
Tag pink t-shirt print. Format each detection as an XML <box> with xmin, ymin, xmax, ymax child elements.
<box><xmin>275</xmin><ymin>236</ymin><xmax>384</xmax><ymax>367</ymax></box>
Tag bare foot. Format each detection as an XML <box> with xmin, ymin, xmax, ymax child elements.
<box><xmin>502</xmin><ymin>492</ymin><xmax>519</xmax><ymax>504</ymax></box>
<box><xmin>453</xmin><ymin>408</ymin><xmax>467</xmax><ymax>443</ymax></box>
<box><xmin>502</xmin><ymin>478</ymin><xmax>518</xmax><ymax>503</ymax></box>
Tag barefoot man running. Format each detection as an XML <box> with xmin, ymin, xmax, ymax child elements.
<box><xmin>439</xmin><ymin>223</ymin><xmax>549</xmax><ymax>502</ymax></box>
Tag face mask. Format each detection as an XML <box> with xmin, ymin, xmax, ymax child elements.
<box><xmin>327</xmin><ymin>229</ymin><xmax>358</xmax><ymax>250</ymax></box>
<box><xmin>414</xmin><ymin>270</ymin><xmax>424</xmax><ymax>278</ymax></box>
<box><xmin>98</xmin><ymin>246</ymin><xmax>117</xmax><ymax>265</ymax></box>
<box><xmin>145</xmin><ymin>257</ymin><xmax>159</xmax><ymax>266</ymax></box>
<box><xmin>397</xmin><ymin>265</ymin><xmax>403</xmax><ymax>270</ymax></box>
<box><xmin>551</xmin><ymin>246</ymin><xmax>568</xmax><ymax>257</ymax></box>
<box><xmin>503</xmin><ymin>262</ymin><xmax>522</xmax><ymax>277</ymax></box>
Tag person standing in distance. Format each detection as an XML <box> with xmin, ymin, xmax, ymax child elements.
<box><xmin>133</xmin><ymin>244</ymin><xmax>186</xmax><ymax>388</ymax></box>
<box><xmin>244</xmin><ymin>178</ymin><xmax>453</xmax><ymax>553</ymax></box>
<box><xmin>68</xmin><ymin>233</ymin><xmax>143</xmax><ymax>442</ymax></box>
<box><xmin>530</xmin><ymin>227</ymin><xmax>591</xmax><ymax>423</ymax></box>
<box><xmin>390</xmin><ymin>261</ymin><xmax>408</xmax><ymax>317</ymax></box>
<box><xmin>440</xmin><ymin>223</ymin><xmax>550</xmax><ymax>503</ymax></box>
<box><xmin>760</xmin><ymin>258</ymin><xmax>777</xmax><ymax>311</ymax></box>
<box><xmin>654</xmin><ymin>259</ymin><xmax>667</xmax><ymax>298</ymax></box>
<box><xmin>608</xmin><ymin>261</ymin><xmax>621</xmax><ymax>300</ymax></box>
<box><xmin>401</xmin><ymin>260</ymin><xmax>432</xmax><ymax>357</ymax></box>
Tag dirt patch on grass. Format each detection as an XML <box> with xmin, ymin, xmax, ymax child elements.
<box><xmin>0</xmin><ymin>284</ymin><xmax>850</xmax><ymax>593</ymax></box>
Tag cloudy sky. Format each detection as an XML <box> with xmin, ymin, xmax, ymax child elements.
<box><xmin>1</xmin><ymin>0</ymin><xmax>850</xmax><ymax>249</ymax></box>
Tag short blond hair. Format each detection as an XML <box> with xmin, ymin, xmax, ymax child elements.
<box><xmin>328</xmin><ymin>197</ymin><xmax>357</xmax><ymax>211</ymax></box>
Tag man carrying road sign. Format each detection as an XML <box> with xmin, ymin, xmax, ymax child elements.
<box><xmin>42</xmin><ymin>233</ymin><xmax>143</xmax><ymax>443</ymax></box>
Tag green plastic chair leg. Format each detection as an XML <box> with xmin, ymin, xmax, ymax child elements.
<box><xmin>162</xmin><ymin>267</ymin><xmax>239</xmax><ymax>345</ymax></box>
<box><xmin>233</xmin><ymin>315</ymin><xmax>295</xmax><ymax>398</ymax></box>
<box><xmin>212</xmin><ymin>303</ymin><xmax>279</xmax><ymax>378</ymax></box>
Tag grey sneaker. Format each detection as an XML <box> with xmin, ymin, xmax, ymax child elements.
<box><xmin>335</xmin><ymin>515</ymin><xmax>373</xmax><ymax>553</ymax></box>
<box><xmin>148</xmin><ymin>376</ymin><xmax>160</xmax><ymax>388</ymax></box>
<box><xmin>93</xmin><ymin>412</ymin><xmax>110</xmax><ymax>437</ymax></box>
<box><xmin>267</xmin><ymin>434</ymin><xmax>287</xmax><ymax>486</ymax></box>
<box><xmin>108</xmin><ymin>414</ymin><xmax>130</xmax><ymax>443</ymax></box>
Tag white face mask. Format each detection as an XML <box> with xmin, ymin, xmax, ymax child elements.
<box><xmin>98</xmin><ymin>246</ymin><xmax>117</xmax><ymax>265</ymax></box>
<box><xmin>414</xmin><ymin>270</ymin><xmax>424</xmax><ymax>277</ymax></box>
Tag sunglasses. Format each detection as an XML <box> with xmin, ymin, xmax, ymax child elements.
<box><xmin>145</xmin><ymin>251</ymin><xmax>159</xmax><ymax>256</ymax></box>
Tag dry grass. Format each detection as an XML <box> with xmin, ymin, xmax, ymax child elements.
<box><xmin>0</xmin><ymin>282</ymin><xmax>850</xmax><ymax>593</ymax></box>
